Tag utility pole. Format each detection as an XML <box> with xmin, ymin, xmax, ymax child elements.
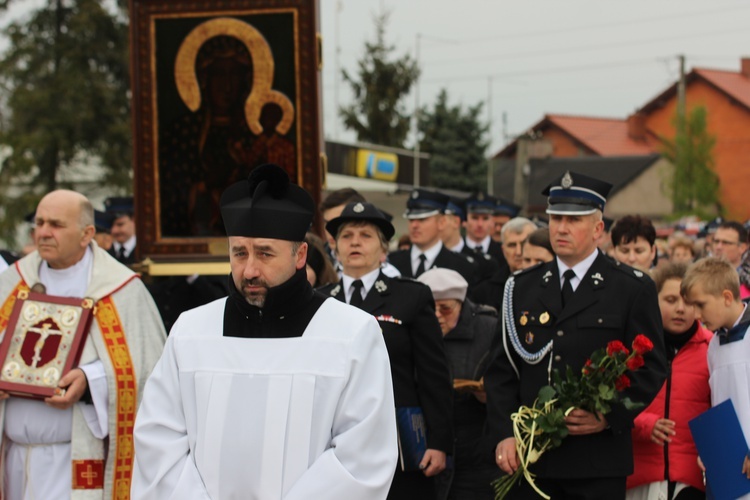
<box><xmin>487</xmin><ymin>76</ymin><xmax>493</xmax><ymax>194</ymax></box>
<box><xmin>677</xmin><ymin>54</ymin><xmax>686</xmax><ymax>130</ymax></box>
<box><xmin>333</xmin><ymin>0</ymin><xmax>342</xmax><ymax>139</ymax></box>
<box><xmin>412</xmin><ymin>33</ymin><xmax>421</xmax><ymax>187</ymax></box>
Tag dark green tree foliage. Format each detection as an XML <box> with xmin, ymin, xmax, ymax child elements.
<box><xmin>419</xmin><ymin>89</ymin><xmax>489</xmax><ymax>192</ymax></box>
<box><xmin>660</xmin><ymin>106</ymin><xmax>720</xmax><ymax>217</ymax></box>
<box><xmin>0</xmin><ymin>0</ymin><xmax>130</xmax><ymax>244</ymax></box>
<box><xmin>339</xmin><ymin>13</ymin><xmax>419</xmax><ymax>148</ymax></box>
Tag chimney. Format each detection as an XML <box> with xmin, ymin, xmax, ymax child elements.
<box><xmin>627</xmin><ymin>112</ymin><xmax>646</xmax><ymax>141</ymax></box>
<box><xmin>742</xmin><ymin>57</ymin><xmax>750</xmax><ymax>78</ymax></box>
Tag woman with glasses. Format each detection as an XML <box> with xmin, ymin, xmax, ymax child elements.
<box><xmin>418</xmin><ymin>268</ymin><xmax>501</xmax><ymax>500</ymax></box>
<box><xmin>319</xmin><ymin>201</ymin><xmax>453</xmax><ymax>500</ymax></box>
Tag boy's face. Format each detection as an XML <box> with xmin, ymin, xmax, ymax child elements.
<box><xmin>685</xmin><ymin>283</ymin><xmax>733</xmax><ymax>332</ymax></box>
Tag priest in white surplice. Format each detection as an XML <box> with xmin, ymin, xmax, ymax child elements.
<box><xmin>0</xmin><ymin>190</ymin><xmax>166</xmax><ymax>499</ymax></box>
<box><xmin>132</xmin><ymin>164</ymin><xmax>398</xmax><ymax>500</ymax></box>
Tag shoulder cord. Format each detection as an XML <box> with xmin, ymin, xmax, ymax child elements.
<box><xmin>502</xmin><ymin>276</ymin><xmax>554</xmax><ymax>379</ymax></box>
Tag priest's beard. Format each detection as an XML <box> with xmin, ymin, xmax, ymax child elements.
<box><xmin>240</xmin><ymin>277</ymin><xmax>269</xmax><ymax>307</ymax></box>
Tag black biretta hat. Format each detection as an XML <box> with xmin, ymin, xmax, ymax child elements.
<box><xmin>543</xmin><ymin>170</ymin><xmax>612</xmax><ymax>215</ymax></box>
<box><xmin>220</xmin><ymin>164</ymin><xmax>314</xmax><ymax>241</ymax></box>
<box><xmin>326</xmin><ymin>202</ymin><xmax>396</xmax><ymax>241</ymax></box>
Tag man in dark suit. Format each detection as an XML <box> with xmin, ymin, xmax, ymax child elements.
<box><xmin>389</xmin><ymin>189</ymin><xmax>475</xmax><ymax>284</ymax></box>
<box><xmin>463</xmin><ymin>193</ymin><xmax>506</xmax><ymax>266</ymax></box>
<box><xmin>105</xmin><ymin>196</ymin><xmax>137</xmax><ymax>265</ymax></box>
<box><xmin>485</xmin><ymin>171</ymin><xmax>667</xmax><ymax>499</ymax></box>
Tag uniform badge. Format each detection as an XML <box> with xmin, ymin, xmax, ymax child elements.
<box><xmin>330</xmin><ymin>284</ymin><xmax>341</xmax><ymax>296</ymax></box>
<box><xmin>411</xmin><ymin>191</ymin><xmax>419</xmax><ymax>199</ymax></box>
<box><xmin>353</xmin><ymin>202</ymin><xmax>365</xmax><ymax>213</ymax></box>
<box><xmin>525</xmin><ymin>332</ymin><xmax>534</xmax><ymax>345</ymax></box>
<box><xmin>561</xmin><ymin>171</ymin><xmax>574</xmax><ymax>189</ymax></box>
<box><xmin>591</xmin><ymin>272</ymin><xmax>604</xmax><ymax>285</ymax></box>
<box><xmin>542</xmin><ymin>270</ymin><xmax>553</xmax><ymax>283</ymax></box>
<box><xmin>633</xmin><ymin>270</ymin><xmax>644</xmax><ymax>278</ymax></box>
<box><xmin>519</xmin><ymin>313</ymin><xmax>528</xmax><ymax>326</ymax></box>
<box><xmin>539</xmin><ymin>312</ymin><xmax>550</xmax><ymax>324</ymax></box>
<box><xmin>375</xmin><ymin>280</ymin><xmax>387</xmax><ymax>293</ymax></box>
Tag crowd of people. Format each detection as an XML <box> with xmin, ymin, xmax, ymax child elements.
<box><xmin>0</xmin><ymin>164</ymin><xmax>747</xmax><ymax>499</ymax></box>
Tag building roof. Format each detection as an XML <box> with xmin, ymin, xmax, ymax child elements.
<box><xmin>639</xmin><ymin>66</ymin><xmax>750</xmax><ymax>115</ymax></box>
<box><xmin>492</xmin><ymin>154</ymin><xmax>662</xmax><ymax>212</ymax></box>
<box><xmin>492</xmin><ymin>114</ymin><xmax>654</xmax><ymax>159</ymax></box>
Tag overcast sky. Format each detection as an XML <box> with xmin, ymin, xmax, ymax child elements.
<box><xmin>2</xmin><ymin>1</ymin><xmax>747</xmax><ymax>157</ymax></box>
<box><xmin>320</xmin><ymin>0</ymin><xmax>749</xmax><ymax>155</ymax></box>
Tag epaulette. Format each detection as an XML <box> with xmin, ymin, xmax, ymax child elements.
<box><xmin>512</xmin><ymin>261</ymin><xmax>546</xmax><ymax>279</ymax></box>
<box><xmin>395</xmin><ymin>276</ymin><xmax>422</xmax><ymax>284</ymax></box>
<box><xmin>608</xmin><ymin>258</ymin><xmax>651</xmax><ymax>281</ymax></box>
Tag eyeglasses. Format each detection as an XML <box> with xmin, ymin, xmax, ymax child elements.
<box><xmin>713</xmin><ymin>239</ymin><xmax>741</xmax><ymax>246</ymax></box>
<box><xmin>436</xmin><ymin>302</ymin><xmax>460</xmax><ymax>316</ymax></box>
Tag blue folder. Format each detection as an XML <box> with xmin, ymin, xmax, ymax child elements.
<box><xmin>395</xmin><ymin>407</ymin><xmax>427</xmax><ymax>471</ymax></box>
<box><xmin>688</xmin><ymin>399</ymin><xmax>750</xmax><ymax>500</ymax></box>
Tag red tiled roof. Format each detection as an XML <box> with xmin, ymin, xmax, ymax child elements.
<box><xmin>545</xmin><ymin>114</ymin><xmax>655</xmax><ymax>156</ymax></box>
<box><xmin>694</xmin><ymin>68</ymin><xmax>750</xmax><ymax>110</ymax></box>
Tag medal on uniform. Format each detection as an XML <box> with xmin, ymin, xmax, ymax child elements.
<box><xmin>525</xmin><ymin>332</ymin><xmax>534</xmax><ymax>345</ymax></box>
<box><xmin>539</xmin><ymin>312</ymin><xmax>550</xmax><ymax>324</ymax></box>
<box><xmin>520</xmin><ymin>312</ymin><xmax>529</xmax><ymax>326</ymax></box>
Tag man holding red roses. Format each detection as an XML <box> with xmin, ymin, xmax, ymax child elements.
<box><xmin>485</xmin><ymin>171</ymin><xmax>667</xmax><ymax>499</ymax></box>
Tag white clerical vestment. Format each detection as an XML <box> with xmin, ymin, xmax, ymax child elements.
<box><xmin>0</xmin><ymin>243</ymin><xmax>166</xmax><ymax>500</ymax></box>
<box><xmin>132</xmin><ymin>297</ymin><xmax>398</xmax><ymax>500</ymax></box>
<box><xmin>707</xmin><ymin>329</ymin><xmax>750</xmax><ymax>500</ymax></box>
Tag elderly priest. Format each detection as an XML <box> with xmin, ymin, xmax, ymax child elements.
<box><xmin>132</xmin><ymin>164</ymin><xmax>398</xmax><ymax>499</ymax></box>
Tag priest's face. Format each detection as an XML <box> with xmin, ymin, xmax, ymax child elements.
<box><xmin>229</xmin><ymin>237</ymin><xmax>307</xmax><ymax>307</ymax></box>
<box><xmin>34</xmin><ymin>190</ymin><xmax>95</xmax><ymax>269</ymax></box>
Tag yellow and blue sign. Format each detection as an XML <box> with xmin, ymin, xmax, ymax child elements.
<box><xmin>356</xmin><ymin>150</ymin><xmax>398</xmax><ymax>182</ymax></box>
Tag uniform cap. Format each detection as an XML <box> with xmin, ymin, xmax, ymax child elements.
<box><xmin>417</xmin><ymin>268</ymin><xmax>468</xmax><ymax>302</ymax></box>
<box><xmin>104</xmin><ymin>196</ymin><xmax>134</xmax><ymax>216</ymax></box>
<box><xmin>94</xmin><ymin>210</ymin><xmax>115</xmax><ymax>234</ymax></box>
<box><xmin>466</xmin><ymin>192</ymin><xmax>497</xmax><ymax>215</ymax></box>
<box><xmin>326</xmin><ymin>202</ymin><xmax>395</xmax><ymax>241</ymax></box>
<box><xmin>542</xmin><ymin>171</ymin><xmax>612</xmax><ymax>215</ymax></box>
<box><xmin>493</xmin><ymin>197</ymin><xmax>521</xmax><ymax>217</ymax></box>
<box><xmin>445</xmin><ymin>196</ymin><xmax>467</xmax><ymax>222</ymax></box>
<box><xmin>404</xmin><ymin>189</ymin><xmax>449</xmax><ymax>220</ymax></box>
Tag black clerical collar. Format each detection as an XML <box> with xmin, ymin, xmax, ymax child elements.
<box><xmin>227</xmin><ymin>268</ymin><xmax>314</xmax><ymax>321</ymax></box>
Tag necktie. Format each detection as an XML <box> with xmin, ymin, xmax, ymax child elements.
<box><xmin>116</xmin><ymin>246</ymin><xmax>126</xmax><ymax>262</ymax></box>
<box><xmin>349</xmin><ymin>280</ymin><xmax>365</xmax><ymax>308</ymax></box>
<box><xmin>415</xmin><ymin>254</ymin><xmax>427</xmax><ymax>277</ymax></box>
<box><xmin>473</xmin><ymin>246</ymin><xmax>484</xmax><ymax>255</ymax></box>
<box><xmin>561</xmin><ymin>269</ymin><xmax>576</xmax><ymax>307</ymax></box>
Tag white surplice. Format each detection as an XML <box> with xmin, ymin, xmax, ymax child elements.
<box><xmin>132</xmin><ymin>297</ymin><xmax>398</xmax><ymax>500</ymax></box>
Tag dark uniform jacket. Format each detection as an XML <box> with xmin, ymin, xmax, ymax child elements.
<box><xmin>389</xmin><ymin>245</ymin><xmax>475</xmax><ymax>286</ymax></box>
<box><xmin>484</xmin><ymin>251</ymin><xmax>667</xmax><ymax>479</ymax></box>
<box><xmin>469</xmin><ymin>262</ymin><xmax>511</xmax><ymax>311</ymax></box>
<box><xmin>319</xmin><ymin>272</ymin><xmax>454</xmax><ymax>453</ymax></box>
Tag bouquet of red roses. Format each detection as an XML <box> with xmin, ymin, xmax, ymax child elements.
<box><xmin>492</xmin><ymin>334</ymin><xmax>654</xmax><ymax>499</ymax></box>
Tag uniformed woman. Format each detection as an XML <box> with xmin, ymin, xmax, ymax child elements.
<box><xmin>319</xmin><ymin>201</ymin><xmax>453</xmax><ymax>500</ymax></box>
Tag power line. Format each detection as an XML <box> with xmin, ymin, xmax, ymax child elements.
<box><xmin>423</xmin><ymin>26</ymin><xmax>747</xmax><ymax>66</ymax></box>
<box><xmin>420</xmin><ymin>58</ymin><xmax>658</xmax><ymax>84</ymax></box>
<box><xmin>417</xmin><ymin>3</ymin><xmax>750</xmax><ymax>47</ymax></box>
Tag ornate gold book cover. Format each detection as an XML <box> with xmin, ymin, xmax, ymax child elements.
<box><xmin>0</xmin><ymin>291</ymin><xmax>94</xmax><ymax>399</ymax></box>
